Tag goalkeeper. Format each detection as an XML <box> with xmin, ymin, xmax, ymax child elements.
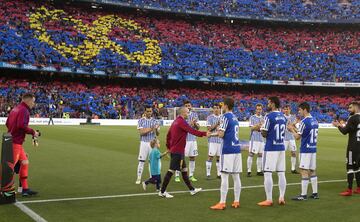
<box><xmin>6</xmin><ymin>93</ymin><xmax>40</xmax><ymax>197</ymax></box>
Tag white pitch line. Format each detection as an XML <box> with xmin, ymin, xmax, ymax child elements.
<box><xmin>14</xmin><ymin>202</ymin><xmax>48</xmax><ymax>222</ymax></box>
<box><xmin>19</xmin><ymin>179</ymin><xmax>345</xmax><ymax>205</ymax></box>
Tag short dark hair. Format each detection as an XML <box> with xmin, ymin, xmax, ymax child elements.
<box><xmin>183</xmin><ymin>100</ymin><xmax>191</xmax><ymax>105</ymax></box>
<box><xmin>349</xmin><ymin>101</ymin><xmax>360</xmax><ymax>108</ymax></box>
<box><xmin>268</xmin><ymin>96</ymin><xmax>281</xmax><ymax>108</ymax></box>
<box><xmin>283</xmin><ymin>104</ymin><xmax>291</xmax><ymax>108</ymax></box>
<box><xmin>213</xmin><ymin>103</ymin><xmax>220</xmax><ymax>108</ymax></box>
<box><xmin>145</xmin><ymin>105</ymin><xmax>152</xmax><ymax>110</ymax></box>
<box><xmin>298</xmin><ymin>102</ymin><xmax>311</xmax><ymax>112</ymax></box>
<box><xmin>22</xmin><ymin>93</ymin><xmax>35</xmax><ymax>100</ymax></box>
<box><xmin>223</xmin><ymin>98</ymin><xmax>234</xmax><ymax>110</ymax></box>
<box><xmin>255</xmin><ymin>103</ymin><xmax>263</xmax><ymax>108</ymax></box>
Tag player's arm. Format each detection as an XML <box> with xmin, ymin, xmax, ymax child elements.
<box><xmin>137</xmin><ymin>119</ymin><xmax>154</xmax><ymax>136</ymax></box>
<box><xmin>154</xmin><ymin>121</ymin><xmax>160</xmax><ymax>136</ymax></box>
<box><xmin>179</xmin><ymin>119</ymin><xmax>207</xmax><ymax>137</ymax></box>
<box><xmin>260</xmin><ymin>116</ymin><xmax>269</xmax><ymax>138</ymax></box>
<box><xmin>333</xmin><ymin>118</ymin><xmax>355</xmax><ymax>135</ymax></box>
<box><xmin>288</xmin><ymin>121</ymin><xmax>302</xmax><ymax>140</ymax></box>
<box><xmin>207</xmin><ymin>119</ymin><xmax>219</xmax><ymax>132</ymax></box>
<box><xmin>166</xmin><ymin>127</ymin><xmax>172</xmax><ymax>150</ymax></box>
<box><xmin>17</xmin><ymin>111</ymin><xmax>35</xmax><ymax>136</ymax></box>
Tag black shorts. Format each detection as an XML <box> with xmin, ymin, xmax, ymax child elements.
<box><xmin>169</xmin><ymin>153</ymin><xmax>187</xmax><ymax>171</ymax></box>
<box><xmin>346</xmin><ymin>150</ymin><xmax>360</xmax><ymax>171</ymax></box>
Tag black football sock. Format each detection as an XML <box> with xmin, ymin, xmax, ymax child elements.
<box><xmin>347</xmin><ymin>173</ymin><xmax>354</xmax><ymax>189</ymax></box>
<box><xmin>355</xmin><ymin>171</ymin><xmax>360</xmax><ymax>188</ymax></box>
<box><xmin>160</xmin><ymin>171</ymin><xmax>173</xmax><ymax>193</ymax></box>
<box><xmin>181</xmin><ymin>171</ymin><xmax>194</xmax><ymax>191</ymax></box>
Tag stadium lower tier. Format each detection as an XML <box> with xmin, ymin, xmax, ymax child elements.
<box><xmin>0</xmin><ymin>77</ymin><xmax>357</xmax><ymax>122</ymax></box>
<box><xmin>0</xmin><ymin>0</ymin><xmax>359</xmax><ymax>82</ymax></box>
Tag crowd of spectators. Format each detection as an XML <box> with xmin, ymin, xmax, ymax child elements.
<box><xmin>119</xmin><ymin>0</ymin><xmax>359</xmax><ymax>21</ymax></box>
<box><xmin>0</xmin><ymin>77</ymin><xmax>357</xmax><ymax>123</ymax></box>
<box><xmin>0</xmin><ymin>0</ymin><xmax>359</xmax><ymax>82</ymax></box>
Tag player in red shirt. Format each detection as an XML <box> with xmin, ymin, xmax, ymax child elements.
<box><xmin>6</xmin><ymin>93</ymin><xmax>40</xmax><ymax>197</ymax></box>
<box><xmin>159</xmin><ymin>107</ymin><xmax>209</xmax><ymax>198</ymax></box>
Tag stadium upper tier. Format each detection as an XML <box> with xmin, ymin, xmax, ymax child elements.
<box><xmin>110</xmin><ymin>0</ymin><xmax>359</xmax><ymax>22</ymax></box>
<box><xmin>0</xmin><ymin>0</ymin><xmax>359</xmax><ymax>82</ymax></box>
<box><xmin>0</xmin><ymin>77</ymin><xmax>356</xmax><ymax>123</ymax></box>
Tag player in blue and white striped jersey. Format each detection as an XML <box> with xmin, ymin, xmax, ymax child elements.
<box><xmin>288</xmin><ymin>102</ymin><xmax>319</xmax><ymax>201</ymax></box>
<box><xmin>135</xmin><ymin>106</ymin><xmax>160</xmax><ymax>184</ymax></box>
<box><xmin>246</xmin><ymin>104</ymin><xmax>265</xmax><ymax>177</ymax></box>
<box><xmin>283</xmin><ymin>105</ymin><xmax>299</xmax><ymax>174</ymax></box>
<box><xmin>206</xmin><ymin>103</ymin><xmax>223</xmax><ymax>179</ymax></box>
<box><xmin>174</xmin><ymin>101</ymin><xmax>200</xmax><ymax>182</ymax></box>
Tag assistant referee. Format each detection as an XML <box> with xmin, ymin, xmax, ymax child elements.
<box><xmin>159</xmin><ymin>107</ymin><xmax>209</xmax><ymax>198</ymax></box>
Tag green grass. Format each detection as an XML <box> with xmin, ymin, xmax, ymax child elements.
<box><xmin>0</xmin><ymin>125</ymin><xmax>359</xmax><ymax>222</ymax></box>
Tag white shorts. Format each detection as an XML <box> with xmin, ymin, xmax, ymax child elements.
<box><xmin>208</xmin><ymin>143</ymin><xmax>221</xmax><ymax>157</ymax></box>
<box><xmin>249</xmin><ymin>141</ymin><xmax>264</xmax><ymax>154</ymax></box>
<box><xmin>284</xmin><ymin>140</ymin><xmax>297</xmax><ymax>152</ymax></box>
<box><xmin>299</xmin><ymin>153</ymin><xmax>316</xmax><ymax>170</ymax></box>
<box><xmin>263</xmin><ymin>151</ymin><xmax>286</xmax><ymax>172</ymax></box>
<box><xmin>220</xmin><ymin>153</ymin><xmax>242</xmax><ymax>174</ymax></box>
<box><xmin>138</xmin><ymin>141</ymin><xmax>151</xmax><ymax>161</ymax></box>
<box><xmin>185</xmin><ymin>141</ymin><xmax>198</xmax><ymax>157</ymax></box>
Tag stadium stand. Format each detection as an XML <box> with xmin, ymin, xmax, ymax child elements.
<box><xmin>116</xmin><ymin>0</ymin><xmax>360</xmax><ymax>21</ymax></box>
<box><xmin>0</xmin><ymin>76</ymin><xmax>357</xmax><ymax>122</ymax></box>
<box><xmin>0</xmin><ymin>0</ymin><xmax>359</xmax><ymax>82</ymax></box>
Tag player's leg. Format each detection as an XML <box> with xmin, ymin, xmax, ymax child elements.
<box><xmin>175</xmin><ymin>141</ymin><xmax>191</xmax><ymax>182</ymax></box>
<box><xmin>258</xmin><ymin>151</ymin><xmax>275</xmax><ymax>206</ymax></box>
<box><xmin>353</xmin><ymin>155</ymin><xmax>360</xmax><ymax>194</ymax></box>
<box><xmin>256</xmin><ymin>142</ymin><xmax>264</xmax><ymax>175</ymax></box>
<box><xmin>206</xmin><ymin>143</ymin><xmax>215</xmax><ymax>178</ymax></box>
<box><xmin>210</xmin><ymin>154</ymin><xmax>228</xmax><ymax>210</ymax></box>
<box><xmin>340</xmin><ymin>151</ymin><xmax>356</xmax><ymax>196</ymax></box>
<box><xmin>180</xmin><ymin>159</ymin><xmax>201</xmax><ymax>195</ymax></box>
<box><xmin>215</xmin><ymin>143</ymin><xmax>221</xmax><ymax>178</ymax></box>
<box><xmin>136</xmin><ymin>142</ymin><xmax>149</xmax><ymax>184</ymax></box>
<box><xmin>309</xmin><ymin>153</ymin><xmax>319</xmax><ymax>199</ymax></box>
<box><xmin>247</xmin><ymin>141</ymin><xmax>255</xmax><ymax>177</ymax></box>
<box><xmin>231</xmin><ymin>153</ymin><xmax>242</xmax><ymax>208</ymax></box>
<box><xmin>293</xmin><ymin>153</ymin><xmax>310</xmax><ymax>200</ymax></box>
<box><xmin>188</xmin><ymin>141</ymin><xmax>198</xmax><ymax>181</ymax></box>
<box><xmin>290</xmin><ymin>140</ymin><xmax>299</xmax><ymax>174</ymax></box>
<box><xmin>276</xmin><ymin>151</ymin><xmax>286</xmax><ymax>205</ymax></box>
<box><xmin>159</xmin><ymin>154</ymin><xmax>180</xmax><ymax>198</ymax></box>
<box><xmin>18</xmin><ymin>148</ymin><xmax>37</xmax><ymax>197</ymax></box>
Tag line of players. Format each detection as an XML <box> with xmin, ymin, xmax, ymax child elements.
<box><xmin>135</xmin><ymin>98</ymin><xmax>359</xmax><ymax>208</ymax></box>
<box><xmin>136</xmin><ymin>100</ymin><xmax>302</xmax><ymax>185</ymax></box>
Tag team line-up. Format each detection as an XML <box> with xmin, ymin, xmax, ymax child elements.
<box><xmin>135</xmin><ymin>98</ymin><xmax>360</xmax><ymax>209</ymax></box>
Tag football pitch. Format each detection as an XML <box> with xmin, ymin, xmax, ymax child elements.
<box><xmin>0</xmin><ymin>125</ymin><xmax>359</xmax><ymax>222</ymax></box>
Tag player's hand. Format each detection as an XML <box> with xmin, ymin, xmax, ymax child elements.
<box><xmin>287</xmin><ymin>123</ymin><xmax>294</xmax><ymax>131</ymax></box>
<box><xmin>34</xmin><ymin>131</ymin><xmax>40</xmax><ymax>138</ymax></box>
<box><xmin>332</xmin><ymin>120</ymin><xmax>340</xmax><ymax>127</ymax></box>
<box><xmin>206</xmin><ymin>131</ymin><xmax>212</xmax><ymax>137</ymax></box>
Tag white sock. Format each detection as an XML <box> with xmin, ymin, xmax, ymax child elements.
<box><xmin>189</xmin><ymin>160</ymin><xmax>195</xmax><ymax>177</ymax></box>
<box><xmin>137</xmin><ymin>161</ymin><xmax>144</xmax><ymax>180</ymax></box>
<box><xmin>216</xmin><ymin>161</ymin><xmax>220</xmax><ymax>176</ymax></box>
<box><xmin>232</xmin><ymin>174</ymin><xmax>241</xmax><ymax>202</ymax></box>
<box><xmin>257</xmin><ymin>156</ymin><xmax>263</xmax><ymax>172</ymax></box>
<box><xmin>247</xmin><ymin>156</ymin><xmax>253</xmax><ymax>173</ymax></box>
<box><xmin>175</xmin><ymin>171</ymin><xmax>180</xmax><ymax>177</ymax></box>
<box><xmin>220</xmin><ymin>173</ymin><xmax>229</xmax><ymax>203</ymax></box>
<box><xmin>310</xmin><ymin>176</ymin><xmax>318</xmax><ymax>194</ymax></box>
<box><xmin>206</xmin><ymin>160</ymin><xmax>212</xmax><ymax>176</ymax></box>
<box><xmin>291</xmin><ymin>156</ymin><xmax>296</xmax><ymax>171</ymax></box>
<box><xmin>301</xmin><ymin>178</ymin><xmax>309</xmax><ymax>196</ymax></box>
<box><xmin>264</xmin><ymin>172</ymin><xmax>273</xmax><ymax>201</ymax></box>
<box><xmin>278</xmin><ymin>172</ymin><xmax>287</xmax><ymax>199</ymax></box>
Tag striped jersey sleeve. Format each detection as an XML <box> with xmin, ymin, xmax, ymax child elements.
<box><xmin>219</xmin><ymin>115</ymin><xmax>229</xmax><ymax>131</ymax></box>
<box><xmin>261</xmin><ymin>115</ymin><xmax>270</xmax><ymax>131</ymax></box>
<box><xmin>298</xmin><ymin>121</ymin><xmax>306</xmax><ymax>135</ymax></box>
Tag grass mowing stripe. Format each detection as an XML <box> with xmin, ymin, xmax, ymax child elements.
<box><xmin>20</xmin><ymin>179</ymin><xmax>345</xmax><ymax>204</ymax></box>
<box><xmin>14</xmin><ymin>202</ymin><xmax>48</xmax><ymax>222</ymax></box>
